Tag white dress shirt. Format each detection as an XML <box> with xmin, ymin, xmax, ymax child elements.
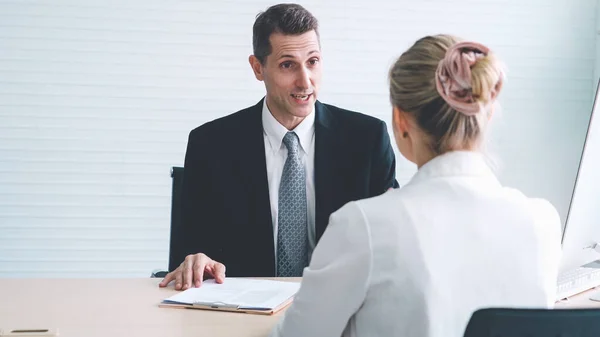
<box><xmin>270</xmin><ymin>151</ymin><xmax>562</xmax><ymax>337</ymax></box>
<box><xmin>262</xmin><ymin>99</ymin><xmax>317</xmax><ymax>262</ymax></box>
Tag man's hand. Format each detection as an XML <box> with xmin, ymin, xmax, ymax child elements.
<box><xmin>158</xmin><ymin>253</ymin><xmax>226</xmax><ymax>290</ymax></box>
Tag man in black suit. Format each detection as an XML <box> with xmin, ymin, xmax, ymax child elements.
<box><xmin>160</xmin><ymin>3</ymin><xmax>398</xmax><ymax>290</ymax></box>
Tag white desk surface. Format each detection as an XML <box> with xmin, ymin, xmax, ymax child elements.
<box><xmin>555</xmin><ymin>286</ymin><xmax>600</xmax><ymax>309</ymax></box>
<box><xmin>0</xmin><ymin>278</ymin><xmax>598</xmax><ymax>337</ymax></box>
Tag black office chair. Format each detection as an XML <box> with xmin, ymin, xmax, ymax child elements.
<box><xmin>151</xmin><ymin>166</ymin><xmax>185</xmax><ymax>278</ymax></box>
<box><xmin>464</xmin><ymin>308</ymin><xmax>600</xmax><ymax>337</ymax></box>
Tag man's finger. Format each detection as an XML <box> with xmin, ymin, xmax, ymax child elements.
<box><xmin>182</xmin><ymin>258</ymin><xmax>193</xmax><ymax>290</ymax></box>
<box><xmin>174</xmin><ymin>269</ymin><xmax>183</xmax><ymax>290</ymax></box>
<box><xmin>204</xmin><ymin>264</ymin><xmax>214</xmax><ymax>278</ymax></box>
<box><xmin>204</xmin><ymin>261</ymin><xmax>226</xmax><ymax>283</ymax></box>
<box><xmin>212</xmin><ymin>263</ymin><xmax>226</xmax><ymax>283</ymax></box>
<box><xmin>193</xmin><ymin>255</ymin><xmax>209</xmax><ymax>287</ymax></box>
<box><xmin>159</xmin><ymin>272</ymin><xmax>175</xmax><ymax>287</ymax></box>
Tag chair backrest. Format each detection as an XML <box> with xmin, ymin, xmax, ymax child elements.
<box><xmin>168</xmin><ymin>166</ymin><xmax>185</xmax><ymax>272</ymax></box>
<box><xmin>464</xmin><ymin>308</ymin><xmax>600</xmax><ymax>337</ymax></box>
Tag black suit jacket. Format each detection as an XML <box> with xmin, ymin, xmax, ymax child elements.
<box><xmin>180</xmin><ymin>99</ymin><xmax>398</xmax><ymax>277</ymax></box>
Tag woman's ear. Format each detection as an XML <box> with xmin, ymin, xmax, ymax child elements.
<box><xmin>392</xmin><ymin>105</ymin><xmax>416</xmax><ymax>164</ymax></box>
<box><xmin>488</xmin><ymin>103</ymin><xmax>495</xmax><ymax>121</ymax></box>
<box><xmin>393</xmin><ymin>106</ymin><xmax>410</xmax><ymax>138</ymax></box>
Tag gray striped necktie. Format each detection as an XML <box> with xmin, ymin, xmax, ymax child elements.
<box><xmin>276</xmin><ymin>131</ymin><xmax>308</xmax><ymax>277</ymax></box>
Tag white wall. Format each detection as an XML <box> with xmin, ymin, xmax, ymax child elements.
<box><xmin>0</xmin><ymin>0</ymin><xmax>596</xmax><ymax>277</ymax></box>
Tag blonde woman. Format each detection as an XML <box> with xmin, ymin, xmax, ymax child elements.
<box><xmin>269</xmin><ymin>35</ymin><xmax>562</xmax><ymax>337</ymax></box>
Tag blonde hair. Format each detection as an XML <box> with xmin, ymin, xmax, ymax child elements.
<box><xmin>389</xmin><ymin>34</ymin><xmax>504</xmax><ymax>154</ymax></box>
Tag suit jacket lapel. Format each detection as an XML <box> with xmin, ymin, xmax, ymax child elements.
<box><xmin>235</xmin><ymin>99</ymin><xmax>275</xmax><ymax>273</ymax></box>
<box><xmin>314</xmin><ymin>101</ymin><xmax>340</xmax><ymax>242</ymax></box>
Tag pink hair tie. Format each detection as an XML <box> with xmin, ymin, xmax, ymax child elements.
<box><xmin>435</xmin><ymin>41</ymin><xmax>503</xmax><ymax>116</ymax></box>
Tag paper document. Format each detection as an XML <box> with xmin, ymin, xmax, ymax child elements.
<box><xmin>162</xmin><ymin>278</ymin><xmax>301</xmax><ymax>310</ymax></box>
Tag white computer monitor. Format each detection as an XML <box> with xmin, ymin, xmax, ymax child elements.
<box><xmin>559</xmin><ymin>79</ymin><xmax>600</xmax><ymax>273</ymax></box>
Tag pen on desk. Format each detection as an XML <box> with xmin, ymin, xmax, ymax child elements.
<box><xmin>0</xmin><ymin>328</ymin><xmax>58</xmax><ymax>336</ymax></box>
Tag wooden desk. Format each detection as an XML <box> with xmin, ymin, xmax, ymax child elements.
<box><xmin>1</xmin><ymin>278</ymin><xmax>598</xmax><ymax>337</ymax></box>
<box><xmin>0</xmin><ymin>278</ymin><xmax>300</xmax><ymax>337</ymax></box>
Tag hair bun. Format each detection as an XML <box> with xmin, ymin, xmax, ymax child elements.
<box><xmin>435</xmin><ymin>41</ymin><xmax>503</xmax><ymax>116</ymax></box>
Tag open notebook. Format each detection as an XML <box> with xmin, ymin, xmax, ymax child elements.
<box><xmin>159</xmin><ymin>278</ymin><xmax>301</xmax><ymax>315</ymax></box>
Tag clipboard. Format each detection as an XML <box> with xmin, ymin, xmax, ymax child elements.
<box><xmin>158</xmin><ymin>278</ymin><xmax>300</xmax><ymax>316</ymax></box>
<box><xmin>158</xmin><ymin>297</ymin><xmax>294</xmax><ymax>315</ymax></box>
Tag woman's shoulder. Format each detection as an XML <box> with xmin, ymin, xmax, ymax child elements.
<box><xmin>500</xmin><ymin>186</ymin><xmax>562</xmax><ymax>238</ymax></box>
<box><xmin>352</xmin><ymin>188</ymin><xmax>404</xmax><ymax>214</ymax></box>
<box><xmin>500</xmin><ymin>187</ymin><xmax>560</xmax><ymax>219</ymax></box>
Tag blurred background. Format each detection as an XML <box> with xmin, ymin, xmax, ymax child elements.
<box><xmin>0</xmin><ymin>0</ymin><xmax>597</xmax><ymax>277</ymax></box>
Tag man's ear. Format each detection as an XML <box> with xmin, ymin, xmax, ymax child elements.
<box><xmin>249</xmin><ymin>55</ymin><xmax>264</xmax><ymax>81</ymax></box>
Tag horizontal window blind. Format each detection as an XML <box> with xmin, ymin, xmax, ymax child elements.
<box><xmin>0</xmin><ymin>0</ymin><xmax>596</xmax><ymax>277</ymax></box>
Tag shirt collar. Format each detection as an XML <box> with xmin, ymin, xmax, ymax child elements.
<box><xmin>262</xmin><ymin>98</ymin><xmax>315</xmax><ymax>154</ymax></box>
<box><xmin>408</xmin><ymin>150</ymin><xmax>499</xmax><ymax>185</ymax></box>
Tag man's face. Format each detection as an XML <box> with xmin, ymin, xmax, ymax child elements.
<box><xmin>251</xmin><ymin>30</ymin><xmax>322</xmax><ymax>121</ymax></box>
